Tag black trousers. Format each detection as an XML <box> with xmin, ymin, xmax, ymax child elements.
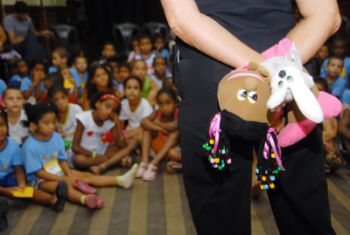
<box><xmin>177</xmin><ymin>56</ymin><xmax>253</xmax><ymax>235</ymax></box>
<box><xmin>267</xmin><ymin>127</ymin><xmax>336</xmax><ymax>235</ymax></box>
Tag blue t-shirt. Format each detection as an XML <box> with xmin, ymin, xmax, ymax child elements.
<box><xmin>20</xmin><ymin>77</ymin><xmax>45</xmax><ymax>94</ymax></box>
<box><xmin>22</xmin><ymin>132</ymin><xmax>67</xmax><ymax>181</ymax></box>
<box><xmin>0</xmin><ymin>137</ymin><xmax>23</xmax><ymax>180</ymax></box>
<box><xmin>9</xmin><ymin>74</ymin><xmax>28</xmax><ymax>88</ymax></box>
<box><xmin>0</xmin><ymin>79</ymin><xmax>7</xmax><ymax>97</ymax></box>
<box><xmin>328</xmin><ymin>77</ymin><xmax>347</xmax><ymax>98</ymax></box>
<box><xmin>321</xmin><ymin>57</ymin><xmax>350</xmax><ymax>80</ymax></box>
<box><xmin>341</xmin><ymin>89</ymin><xmax>350</xmax><ymax>105</ymax></box>
<box><xmin>70</xmin><ymin>67</ymin><xmax>88</xmax><ymax>88</ymax></box>
<box><xmin>3</xmin><ymin>14</ymin><xmax>34</xmax><ymax>38</ymax></box>
<box><xmin>49</xmin><ymin>66</ymin><xmax>58</xmax><ymax>74</ymax></box>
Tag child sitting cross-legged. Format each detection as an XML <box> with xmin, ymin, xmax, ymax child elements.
<box><xmin>22</xmin><ymin>103</ymin><xmax>138</xmax><ymax>209</ymax></box>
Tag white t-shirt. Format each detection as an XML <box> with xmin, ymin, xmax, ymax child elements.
<box><xmin>119</xmin><ymin>98</ymin><xmax>153</xmax><ymax>129</ymax></box>
<box><xmin>57</xmin><ymin>103</ymin><xmax>83</xmax><ymax>141</ymax></box>
<box><xmin>75</xmin><ymin>111</ymin><xmax>115</xmax><ymax>154</ymax></box>
<box><xmin>8</xmin><ymin>110</ymin><xmax>29</xmax><ymax>145</ymax></box>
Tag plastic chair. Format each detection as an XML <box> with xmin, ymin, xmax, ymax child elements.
<box><xmin>53</xmin><ymin>24</ymin><xmax>78</xmax><ymax>47</ymax></box>
<box><xmin>112</xmin><ymin>22</ymin><xmax>140</xmax><ymax>56</ymax></box>
<box><xmin>142</xmin><ymin>22</ymin><xmax>168</xmax><ymax>38</ymax></box>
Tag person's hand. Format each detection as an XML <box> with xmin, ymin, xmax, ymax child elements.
<box><xmin>63</xmin><ymin>175</ymin><xmax>77</xmax><ymax>186</ymax></box>
<box><xmin>17</xmin><ymin>182</ymin><xmax>26</xmax><ymax>189</ymax></box>
<box><xmin>40</xmin><ymin>30</ymin><xmax>54</xmax><ymax>38</ymax></box>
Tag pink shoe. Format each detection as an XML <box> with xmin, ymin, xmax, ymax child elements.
<box><xmin>75</xmin><ymin>181</ymin><xmax>96</xmax><ymax>194</ymax></box>
<box><xmin>142</xmin><ymin>164</ymin><xmax>157</xmax><ymax>181</ymax></box>
<box><xmin>95</xmin><ymin>196</ymin><xmax>105</xmax><ymax>209</ymax></box>
<box><xmin>135</xmin><ymin>162</ymin><xmax>148</xmax><ymax>178</ymax></box>
<box><xmin>85</xmin><ymin>195</ymin><xmax>97</xmax><ymax>209</ymax></box>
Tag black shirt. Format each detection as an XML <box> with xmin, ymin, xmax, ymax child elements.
<box><xmin>178</xmin><ymin>0</ymin><xmax>295</xmax><ymax>58</ymax></box>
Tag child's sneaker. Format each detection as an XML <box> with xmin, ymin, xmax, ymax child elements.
<box><xmin>0</xmin><ymin>197</ymin><xmax>9</xmax><ymax>231</ymax></box>
<box><xmin>54</xmin><ymin>181</ymin><xmax>68</xmax><ymax>212</ymax></box>
<box><xmin>142</xmin><ymin>164</ymin><xmax>157</xmax><ymax>181</ymax></box>
<box><xmin>95</xmin><ymin>196</ymin><xmax>105</xmax><ymax>209</ymax></box>
<box><xmin>135</xmin><ymin>162</ymin><xmax>148</xmax><ymax>178</ymax></box>
<box><xmin>85</xmin><ymin>195</ymin><xmax>104</xmax><ymax>209</ymax></box>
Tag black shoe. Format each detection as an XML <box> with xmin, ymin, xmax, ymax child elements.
<box><xmin>54</xmin><ymin>181</ymin><xmax>68</xmax><ymax>213</ymax></box>
<box><xmin>0</xmin><ymin>197</ymin><xmax>9</xmax><ymax>231</ymax></box>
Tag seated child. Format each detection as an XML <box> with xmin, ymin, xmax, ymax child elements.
<box><xmin>127</xmin><ymin>37</ymin><xmax>140</xmax><ymax>63</ymax></box>
<box><xmin>0</xmin><ymin>110</ymin><xmax>68</xmax><ymax>214</ymax></box>
<box><xmin>9</xmin><ymin>59</ymin><xmax>29</xmax><ymax>88</ymax></box>
<box><xmin>115</xmin><ymin>62</ymin><xmax>130</xmax><ymax>97</ymax></box>
<box><xmin>136</xmin><ymin>87</ymin><xmax>179</xmax><ymax>181</ymax></box>
<box><xmin>131</xmin><ymin>59</ymin><xmax>158</xmax><ymax>106</ymax></box>
<box><xmin>70</xmin><ymin>55</ymin><xmax>88</xmax><ymax>92</ymax></box>
<box><xmin>60</xmin><ymin>66</ymin><xmax>79</xmax><ymax>102</ymax></box>
<box><xmin>130</xmin><ymin>35</ymin><xmax>156</xmax><ymax>75</ymax></box>
<box><xmin>49</xmin><ymin>47</ymin><xmax>69</xmax><ymax>74</ymax></box>
<box><xmin>325</xmin><ymin>55</ymin><xmax>347</xmax><ymax>98</ymax></box>
<box><xmin>22</xmin><ymin>103</ymin><xmax>138</xmax><ymax>209</ymax></box>
<box><xmin>73</xmin><ymin>91</ymin><xmax>134</xmax><ymax>171</ymax></box>
<box><xmin>100</xmin><ymin>42</ymin><xmax>119</xmax><ymax>64</ymax></box>
<box><xmin>48</xmin><ymin>86</ymin><xmax>83</xmax><ymax>165</ymax></box>
<box><xmin>150</xmin><ymin>56</ymin><xmax>172</xmax><ymax>88</ymax></box>
<box><xmin>2</xmin><ymin>87</ymin><xmax>29</xmax><ymax>144</ymax></box>
<box><xmin>21</xmin><ymin>61</ymin><xmax>46</xmax><ymax>103</ymax></box>
<box><xmin>82</xmin><ymin>63</ymin><xmax>117</xmax><ymax>110</ymax></box>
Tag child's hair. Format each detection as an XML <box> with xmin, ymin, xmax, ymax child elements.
<box><xmin>90</xmin><ymin>90</ymin><xmax>119</xmax><ymax>109</ymax></box>
<box><xmin>86</xmin><ymin>63</ymin><xmax>114</xmax><ymax>97</ymax></box>
<box><xmin>14</xmin><ymin>1</ymin><xmax>29</xmax><ymax>13</ymax></box>
<box><xmin>123</xmin><ymin>76</ymin><xmax>143</xmax><ymax>90</ymax></box>
<box><xmin>102</xmin><ymin>41</ymin><xmax>115</xmax><ymax>50</ymax></box>
<box><xmin>327</xmin><ymin>55</ymin><xmax>344</xmax><ymax>66</ymax></box>
<box><xmin>52</xmin><ymin>47</ymin><xmax>69</xmax><ymax>59</ymax></box>
<box><xmin>2</xmin><ymin>85</ymin><xmax>22</xmax><ymax>99</ymax></box>
<box><xmin>152</xmin><ymin>56</ymin><xmax>167</xmax><ymax>67</ymax></box>
<box><xmin>29</xmin><ymin>60</ymin><xmax>48</xmax><ymax>73</ymax></box>
<box><xmin>314</xmin><ymin>76</ymin><xmax>329</xmax><ymax>92</ymax></box>
<box><xmin>156</xmin><ymin>86</ymin><xmax>178</xmax><ymax>104</ymax></box>
<box><xmin>118</xmin><ymin>61</ymin><xmax>130</xmax><ymax>70</ymax></box>
<box><xmin>47</xmin><ymin>86</ymin><xmax>69</xmax><ymax>102</ymax></box>
<box><xmin>27</xmin><ymin>103</ymin><xmax>55</xmax><ymax>124</ymax></box>
<box><xmin>74</xmin><ymin>55</ymin><xmax>88</xmax><ymax>64</ymax></box>
<box><xmin>139</xmin><ymin>34</ymin><xmax>152</xmax><ymax>42</ymax></box>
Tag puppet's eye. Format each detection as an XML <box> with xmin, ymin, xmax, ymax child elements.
<box><xmin>279</xmin><ymin>70</ymin><xmax>286</xmax><ymax>78</ymax></box>
<box><xmin>247</xmin><ymin>91</ymin><xmax>257</xmax><ymax>104</ymax></box>
<box><xmin>278</xmin><ymin>80</ymin><xmax>284</xmax><ymax>88</ymax></box>
<box><xmin>286</xmin><ymin>75</ymin><xmax>293</xmax><ymax>82</ymax></box>
<box><xmin>237</xmin><ymin>89</ymin><xmax>247</xmax><ymax>101</ymax></box>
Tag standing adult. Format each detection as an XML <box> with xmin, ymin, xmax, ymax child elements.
<box><xmin>3</xmin><ymin>1</ymin><xmax>53</xmax><ymax>62</ymax></box>
<box><xmin>161</xmin><ymin>0</ymin><xmax>341</xmax><ymax>235</ymax></box>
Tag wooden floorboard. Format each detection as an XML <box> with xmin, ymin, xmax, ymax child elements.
<box><xmin>2</xmin><ymin>168</ymin><xmax>350</xmax><ymax>235</ymax></box>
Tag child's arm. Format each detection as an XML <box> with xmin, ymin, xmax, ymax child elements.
<box><xmin>147</xmin><ymin>80</ymin><xmax>159</xmax><ymax>107</ymax></box>
<box><xmin>141</xmin><ymin>111</ymin><xmax>166</xmax><ymax>132</ymax></box>
<box><xmin>111</xmin><ymin>115</ymin><xmax>127</xmax><ymax>148</ymax></box>
<box><xmin>338</xmin><ymin>109</ymin><xmax>350</xmax><ymax>140</ymax></box>
<box><xmin>156</xmin><ymin>119</ymin><xmax>179</xmax><ymax>133</ymax></box>
<box><xmin>22</xmin><ymin>76</ymin><xmax>40</xmax><ymax>99</ymax></box>
<box><xmin>81</xmin><ymin>88</ymin><xmax>90</xmax><ymax>110</ymax></box>
<box><xmin>14</xmin><ymin>166</ymin><xmax>27</xmax><ymax>189</ymax></box>
<box><xmin>72</xmin><ymin>120</ymin><xmax>103</xmax><ymax>158</ymax></box>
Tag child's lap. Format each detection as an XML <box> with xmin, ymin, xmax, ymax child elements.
<box><xmin>0</xmin><ymin>172</ymin><xmax>17</xmax><ymax>188</ymax></box>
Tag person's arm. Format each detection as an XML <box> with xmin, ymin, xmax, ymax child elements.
<box><xmin>111</xmin><ymin>115</ymin><xmax>127</xmax><ymax>148</ymax></box>
<box><xmin>161</xmin><ymin>0</ymin><xmax>341</xmax><ymax>67</ymax></box>
<box><xmin>288</xmin><ymin>0</ymin><xmax>341</xmax><ymax>63</ymax></box>
<box><xmin>14</xmin><ymin>166</ymin><xmax>26</xmax><ymax>189</ymax></box>
<box><xmin>0</xmin><ymin>25</ymin><xmax>7</xmax><ymax>51</ymax></box>
<box><xmin>147</xmin><ymin>80</ymin><xmax>159</xmax><ymax>107</ymax></box>
<box><xmin>81</xmin><ymin>89</ymin><xmax>90</xmax><ymax>110</ymax></box>
<box><xmin>7</xmin><ymin>31</ymin><xmax>25</xmax><ymax>44</ymax></box>
<box><xmin>141</xmin><ymin>111</ymin><xmax>166</xmax><ymax>132</ymax></box>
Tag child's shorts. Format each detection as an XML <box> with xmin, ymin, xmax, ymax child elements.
<box><xmin>0</xmin><ymin>173</ymin><xmax>18</xmax><ymax>187</ymax></box>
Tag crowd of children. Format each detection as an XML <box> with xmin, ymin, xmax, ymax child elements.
<box><xmin>0</xmin><ymin>33</ymin><xmax>182</xmax><ymax>231</ymax></box>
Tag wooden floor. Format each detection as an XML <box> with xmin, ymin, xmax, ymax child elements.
<box><xmin>3</xmin><ymin>167</ymin><xmax>350</xmax><ymax>235</ymax></box>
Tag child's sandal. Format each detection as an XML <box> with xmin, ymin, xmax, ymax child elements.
<box><xmin>166</xmin><ymin>161</ymin><xmax>183</xmax><ymax>174</ymax></box>
<box><xmin>121</xmin><ymin>156</ymin><xmax>133</xmax><ymax>168</ymax></box>
<box><xmin>90</xmin><ymin>164</ymin><xmax>107</xmax><ymax>175</ymax></box>
<box><xmin>142</xmin><ymin>164</ymin><xmax>158</xmax><ymax>181</ymax></box>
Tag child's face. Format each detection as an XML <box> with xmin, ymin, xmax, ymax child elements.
<box><xmin>60</xmin><ymin>67</ymin><xmax>71</xmax><ymax>78</ymax></box>
<box><xmin>96</xmin><ymin>99</ymin><xmax>118</xmax><ymax>121</ymax></box>
<box><xmin>333</xmin><ymin>41</ymin><xmax>346</xmax><ymax>57</ymax></box>
<box><xmin>317</xmin><ymin>45</ymin><xmax>329</xmax><ymax>61</ymax></box>
<box><xmin>327</xmin><ymin>58</ymin><xmax>344</xmax><ymax>78</ymax></box>
<box><xmin>93</xmin><ymin>68</ymin><xmax>110</xmax><ymax>88</ymax></box>
<box><xmin>158</xmin><ymin>93</ymin><xmax>176</xmax><ymax>118</ymax></box>
<box><xmin>131</xmin><ymin>40</ymin><xmax>140</xmax><ymax>52</ymax></box>
<box><xmin>34</xmin><ymin>112</ymin><xmax>56</xmax><ymax>137</ymax></box>
<box><xmin>31</xmin><ymin>64</ymin><xmax>46</xmax><ymax>77</ymax></box>
<box><xmin>0</xmin><ymin>116</ymin><xmax>7</xmax><ymax>142</ymax></box>
<box><xmin>52</xmin><ymin>91</ymin><xmax>69</xmax><ymax>113</ymax></box>
<box><xmin>52</xmin><ymin>52</ymin><xmax>67</xmax><ymax>69</ymax></box>
<box><xmin>154</xmin><ymin>37</ymin><xmax>164</xmax><ymax>50</ymax></box>
<box><xmin>139</xmin><ymin>38</ymin><xmax>152</xmax><ymax>55</ymax></box>
<box><xmin>131</xmin><ymin>61</ymin><xmax>147</xmax><ymax>80</ymax></box>
<box><xmin>102</xmin><ymin>44</ymin><xmax>116</xmax><ymax>59</ymax></box>
<box><xmin>124</xmin><ymin>79</ymin><xmax>141</xmax><ymax>101</ymax></box>
<box><xmin>118</xmin><ymin>66</ymin><xmax>130</xmax><ymax>82</ymax></box>
<box><xmin>43</xmin><ymin>79</ymin><xmax>54</xmax><ymax>89</ymax></box>
<box><xmin>3</xmin><ymin>89</ymin><xmax>25</xmax><ymax>113</ymax></box>
<box><xmin>154</xmin><ymin>58</ymin><xmax>166</xmax><ymax>76</ymax></box>
<box><xmin>17</xmin><ymin>61</ymin><xmax>28</xmax><ymax>76</ymax></box>
<box><xmin>75</xmin><ymin>57</ymin><xmax>88</xmax><ymax>72</ymax></box>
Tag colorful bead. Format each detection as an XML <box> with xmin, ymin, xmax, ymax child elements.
<box><xmin>209</xmin><ymin>139</ymin><xmax>214</xmax><ymax>145</ymax></box>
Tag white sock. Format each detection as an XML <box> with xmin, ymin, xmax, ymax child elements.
<box><xmin>116</xmin><ymin>164</ymin><xmax>138</xmax><ymax>189</ymax></box>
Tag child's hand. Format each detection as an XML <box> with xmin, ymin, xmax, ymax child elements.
<box><xmin>17</xmin><ymin>182</ymin><xmax>26</xmax><ymax>189</ymax></box>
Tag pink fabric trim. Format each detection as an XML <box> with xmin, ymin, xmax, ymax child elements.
<box><xmin>262</xmin><ymin>38</ymin><xmax>293</xmax><ymax>58</ymax></box>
